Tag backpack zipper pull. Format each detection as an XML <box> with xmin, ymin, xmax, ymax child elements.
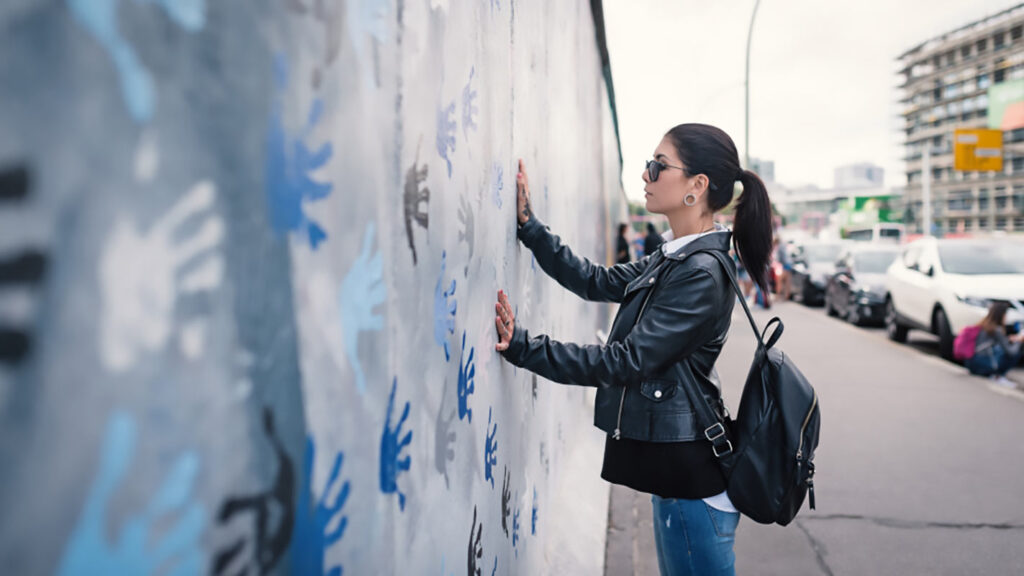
<box><xmin>808</xmin><ymin>478</ymin><xmax>816</xmax><ymax>510</ymax></box>
<box><xmin>613</xmin><ymin>428</ymin><xmax>621</xmax><ymax>440</ymax></box>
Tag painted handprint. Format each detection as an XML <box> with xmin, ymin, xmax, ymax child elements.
<box><xmin>286</xmin><ymin>0</ymin><xmax>343</xmax><ymax>88</ymax></box>
<box><xmin>531</xmin><ymin>375</ymin><xmax>538</xmax><ymax>405</ymax></box>
<box><xmin>489</xmin><ymin>0</ymin><xmax>500</xmax><ymax>12</ymax></box>
<box><xmin>462</xmin><ymin>67</ymin><xmax>478</xmax><ymax>141</ymax></box>
<box><xmin>512</xmin><ymin>502</ymin><xmax>521</xmax><ymax>556</ymax></box>
<box><xmin>457</xmin><ymin>331</ymin><xmax>475</xmax><ymax>422</ymax></box>
<box><xmin>457</xmin><ymin>193</ymin><xmax>475</xmax><ymax>276</ymax></box>
<box><xmin>490</xmin><ymin>163</ymin><xmax>503</xmax><ymax>209</ymax></box>
<box><xmin>212</xmin><ymin>407</ymin><xmax>295</xmax><ymax>575</ymax></box>
<box><xmin>291</xmin><ymin>437</ymin><xmax>350</xmax><ymax>576</ymax></box>
<box><xmin>0</xmin><ymin>163</ymin><xmax>46</xmax><ymax>366</ymax></box>
<box><xmin>433</xmin><ymin>251</ymin><xmax>457</xmax><ymax>361</ymax></box>
<box><xmin>58</xmin><ymin>411</ymin><xmax>204</xmax><ymax>576</ymax></box>
<box><xmin>500</xmin><ymin>467</ymin><xmax>511</xmax><ymax>537</ymax></box>
<box><xmin>468</xmin><ymin>506</ymin><xmax>483</xmax><ymax>576</ymax></box>
<box><xmin>99</xmin><ymin>180</ymin><xmax>224</xmax><ymax>372</ymax></box>
<box><xmin>266</xmin><ymin>54</ymin><xmax>334</xmax><ymax>249</ymax></box>
<box><xmin>380</xmin><ymin>377</ymin><xmax>413</xmax><ymax>511</ymax></box>
<box><xmin>403</xmin><ymin>145</ymin><xmax>430</xmax><ymax>265</ymax></box>
<box><xmin>66</xmin><ymin>0</ymin><xmax>206</xmax><ymax>123</ymax></box>
<box><xmin>339</xmin><ymin>222</ymin><xmax>385</xmax><ymax>394</ymax></box>
<box><xmin>436</xmin><ymin>101</ymin><xmax>457</xmax><ymax>178</ymax></box>
<box><xmin>434</xmin><ymin>381</ymin><xmax>456</xmax><ymax>489</ymax></box>
<box><xmin>532</xmin><ymin>488</ymin><xmax>538</xmax><ymax>535</ymax></box>
<box><xmin>484</xmin><ymin>408</ymin><xmax>497</xmax><ymax>488</ymax></box>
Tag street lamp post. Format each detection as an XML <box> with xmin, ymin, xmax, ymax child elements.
<box><xmin>745</xmin><ymin>0</ymin><xmax>761</xmax><ymax>170</ymax></box>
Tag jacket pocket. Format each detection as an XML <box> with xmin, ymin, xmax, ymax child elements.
<box><xmin>639</xmin><ymin>380</ymin><xmax>678</xmax><ymax>402</ymax></box>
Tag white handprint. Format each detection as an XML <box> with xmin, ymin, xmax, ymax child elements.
<box><xmin>99</xmin><ymin>180</ymin><xmax>224</xmax><ymax>371</ymax></box>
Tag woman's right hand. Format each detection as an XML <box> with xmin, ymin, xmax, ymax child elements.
<box><xmin>516</xmin><ymin>158</ymin><xmax>534</xmax><ymax>226</ymax></box>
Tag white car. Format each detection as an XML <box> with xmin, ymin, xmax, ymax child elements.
<box><xmin>884</xmin><ymin>237</ymin><xmax>1024</xmax><ymax>360</ymax></box>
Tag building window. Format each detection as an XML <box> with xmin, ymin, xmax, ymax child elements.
<box><xmin>979</xmin><ymin>74</ymin><xmax>991</xmax><ymax>90</ymax></box>
<box><xmin>996</xmin><ymin>67</ymin><xmax>1006</xmax><ymax>83</ymax></box>
<box><xmin>979</xmin><ymin>196</ymin><xmax>990</xmax><ymax>211</ymax></box>
<box><xmin>1016</xmin><ymin>217</ymin><xmax>1024</xmax><ymax>230</ymax></box>
<box><xmin>932</xmin><ymin>168</ymin><xmax>943</xmax><ymax>181</ymax></box>
<box><xmin>978</xmin><ymin>38</ymin><xmax>988</xmax><ymax>53</ymax></box>
<box><xmin>996</xmin><ymin>217</ymin><xmax>1007</xmax><ymax>230</ymax></box>
<box><xmin>978</xmin><ymin>217</ymin><xmax>989</xmax><ymax>230</ymax></box>
<box><xmin>962</xmin><ymin>45</ymin><xmax>972</xmax><ymax>59</ymax></box>
<box><xmin>1013</xmin><ymin>157</ymin><xmax>1024</xmax><ymax>172</ymax></box>
<box><xmin>1014</xmin><ymin>25</ymin><xmax>1023</xmax><ymax>41</ymax></box>
<box><xmin>995</xmin><ymin>32</ymin><xmax>1006</xmax><ymax>49</ymax></box>
<box><xmin>996</xmin><ymin>196</ymin><xmax>1008</xmax><ymax>210</ymax></box>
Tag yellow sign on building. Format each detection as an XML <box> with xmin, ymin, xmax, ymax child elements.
<box><xmin>953</xmin><ymin>129</ymin><xmax>1003</xmax><ymax>171</ymax></box>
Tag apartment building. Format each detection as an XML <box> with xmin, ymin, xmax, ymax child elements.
<box><xmin>898</xmin><ymin>4</ymin><xmax>1024</xmax><ymax>234</ymax></box>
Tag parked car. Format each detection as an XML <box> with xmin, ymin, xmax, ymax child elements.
<box><xmin>884</xmin><ymin>237</ymin><xmax>1024</xmax><ymax>360</ymax></box>
<box><xmin>824</xmin><ymin>244</ymin><xmax>901</xmax><ymax>326</ymax></box>
<box><xmin>790</xmin><ymin>241</ymin><xmax>848</xmax><ymax>305</ymax></box>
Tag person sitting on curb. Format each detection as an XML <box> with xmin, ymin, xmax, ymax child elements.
<box><xmin>965</xmin><ymin>301</ymin><xmax>1024</xmax><ymax>388</ymax></box>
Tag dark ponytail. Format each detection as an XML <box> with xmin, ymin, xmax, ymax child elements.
<box><xmin>733</xmin><ymin>170</ymin><xmax>774</xmax><ymax>293</ymax></box>
<box><xmin>665</xmin><ymin>123</ymin><xmax>774</xmax><ymax>293</ymax></box>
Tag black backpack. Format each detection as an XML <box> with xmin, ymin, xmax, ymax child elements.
<box><xmin>685</xmin><ymin>250</ymin><xmax>821</xmax><ymax>526</ymax></box>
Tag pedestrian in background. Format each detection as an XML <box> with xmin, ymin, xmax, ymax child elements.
<box><xmin>495</xmin><ymin>123</ymin><xmax>775</xmax><ymax>576</ymax></box>
<box><xmin>617</xmin><ymin>223</ymin><xmax>632</xmax><ymax>263</ymax></box>
<box><xmin>773</xmin><ymin>236</ymin><xmax>792</xmax><ymax>301</ymax></box>
<box><xmin>965</xmin><ymin>301</ymin><xmax>1023</xmax><ymax>388</ymax></box>
<box><xmin>644</xmin><ymin>221</ymin><xmax>664</xmax><ymax>257</ymax></box>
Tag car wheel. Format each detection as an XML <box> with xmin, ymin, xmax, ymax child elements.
<box><xmin>824</xmin><ymin>289</ymin><xmax>838</xmax><ymax>317</ymax></box>
<box><xmin>885</xmin><ymin>298</ymin><xmax>908</xmax><ymax>343</ymax></box>
<box><xmin>934</xmin><ymin>308</ymin><xmax>954</xmax><ymax>361</ymax></box>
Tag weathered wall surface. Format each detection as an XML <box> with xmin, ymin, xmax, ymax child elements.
<box><xmin>0</xmin><ymin>0</ymin><xmax>624</xmax><ymax>574</ymax></box>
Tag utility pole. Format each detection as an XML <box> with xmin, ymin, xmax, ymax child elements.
<box><xmin>745</xmin><ymin>0</ymin><xmax>761</xmax><ymax>170</ymax></box>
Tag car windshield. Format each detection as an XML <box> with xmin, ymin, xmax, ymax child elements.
<box><xmin>853</xmin><ymin>251</ymin><xmax>899</xmax><ymax>273</ymax></box>
<box><xmin>802</xmin><ymin>244</ymin><xmax>843</xmax><ymax>263</ymax></box>
<box><xmin>938</xmin><ymin>242</ymin><xmax>1024</xmax><ymax>274</ymax></box>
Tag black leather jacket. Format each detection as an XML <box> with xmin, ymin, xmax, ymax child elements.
<box><xmin>502</xmin><ymin>217</ymin><xmax>735</xmax><ymax>442</ymax></box>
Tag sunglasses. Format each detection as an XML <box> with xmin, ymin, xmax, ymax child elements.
<box><xmin>645</xmin><ymin>159</ymin><xmax>718</xmax><ymax>190</ymax></box>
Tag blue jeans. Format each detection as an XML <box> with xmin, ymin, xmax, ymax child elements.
<box><xmin>967</xmin><ymin>346</ymin><xmax>1022</xmax><ymax>377</ymax></box>
<box><xmin>651</xmin><ymin>496</ymin><xmax>739</xmax><ymax>576</ymax></box>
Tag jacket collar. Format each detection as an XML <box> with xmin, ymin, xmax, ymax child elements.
<box><xmin>663</xmin><ymin>230</ymin><xmax>732</xmax><ymax>261</ymax></box>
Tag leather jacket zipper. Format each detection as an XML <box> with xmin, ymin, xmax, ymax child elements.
<box><xmin>794</xmin><ymin>390</ymin><xmax>818</xmax><ymax>509</ymax></box>
<box><xmin>613</xmin><ymin>275</ymin><xmax>657</xmax><ymax>440</ymax></box>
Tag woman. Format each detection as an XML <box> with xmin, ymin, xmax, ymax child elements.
<box><xmin>616</xmin><ymin>223</ymin><xmax>632</xmax><ymax>263</ymax></box>
<box><xmin>494</xmin><ymin>124</ymin><xmax>773</xmax><ymax>576</ymax></box>
<box><xmin>966</xmin><ymin>301</ymin><xmax>1023</xmax><ymax>388</ymax></box>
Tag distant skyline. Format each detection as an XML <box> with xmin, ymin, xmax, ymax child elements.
<box><xmin>603</xmin><ymin>0</ymin><xmax>1021</xmax><ymax>201</ymax></box>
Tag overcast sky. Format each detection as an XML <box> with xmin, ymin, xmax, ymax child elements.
<box><xmin>603</xmin><ymin>0</ymin><xmax>1021</xmax><ymax>201</ymax></box>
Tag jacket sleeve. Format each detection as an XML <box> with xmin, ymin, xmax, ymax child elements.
<box><xmin>518</xmin><ymin>216</ymin><xmax>648</xmax><ymax>303</ymax></box>
<box><xmin>501</xmin><ymin>265</ymin><xmax>722</xmax><ymax>388</ymax></box>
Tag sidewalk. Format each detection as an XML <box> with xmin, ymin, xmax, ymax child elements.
<box><xmin>604</xmin><ymin>484</ymin><xmax>659</xmax><ymax>576</ymax></box>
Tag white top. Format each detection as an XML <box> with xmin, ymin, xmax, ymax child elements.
<box><xmin>658</xmin><ymin>225</ymin><xmax>738</xmax><ymax>514</ymax></box>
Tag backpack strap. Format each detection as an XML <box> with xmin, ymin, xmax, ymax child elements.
<box><xmin>679</xmin><ymin>249</ymin><xmax>782</xmax><ymax>459</ymax></box>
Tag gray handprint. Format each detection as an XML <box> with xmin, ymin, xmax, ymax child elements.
<box><xmin>403</xmin><ymin>144</ymin><xmax>430</xmax><ymax>266</ymax></box>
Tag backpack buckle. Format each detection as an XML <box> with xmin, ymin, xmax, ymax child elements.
<box><xmin>705</xmin><ymin>423</ymin><xmax>733</xmax><ymax>457</ymax></box>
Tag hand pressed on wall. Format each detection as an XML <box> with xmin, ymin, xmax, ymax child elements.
<box><xmin>291</xmin><ymin>437</ymin><xmax>350</xmax><ymax>576</ymax></box>
<box><xmin>380</xmin><ymin>377</ymin><xmax>413</xmax><ymax>510</ymax></box>
<box><xmin>494</xmin><ymin>290</ymin><xmax>516</xmax><ymax>353</ymax></box>
<box><xmin>58</xmin><ymin>412</ymin><xmax>205</xmax><ymax>576</ymax></box>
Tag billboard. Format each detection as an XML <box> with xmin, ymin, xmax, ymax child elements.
<box><xmin>987</xmin><ymin>78</ymin><xmax>1024</xmax><ymax>131</ymax></box>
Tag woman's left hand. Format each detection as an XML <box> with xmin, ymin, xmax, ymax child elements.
<box><xmin>494</xmin><ymin>290</ymin><xmax>516</xmax><ymax>352</ymax></box>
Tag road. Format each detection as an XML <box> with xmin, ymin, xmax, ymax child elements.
<box><xmin>606</xmin><ymin>300</ymin><xmax>1024</xmax><ymax>576</ymax></box>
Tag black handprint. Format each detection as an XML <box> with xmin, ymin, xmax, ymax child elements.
<box><xmin>0</xmin><ymin>163</ymin><xmax>46</xmax><ymax>366</ymax></box>
<box><xmin>468</xmin><ymin>505</ymin><xmax>483</xmax><ymax>576</ymax></box>
<box><xmin>500</xmin><ymin>466</ymin><xmax>511</xmax><ymax>538</ymax></box>
<box><xmin>403</xmin><ymin>144</ymin><xmax>430</xmax><ymax>265</ymax></box>
<box><xmin>213</xmin><ymin>407</ymin><xmax>296</xmax><ymax>575</ymax></box>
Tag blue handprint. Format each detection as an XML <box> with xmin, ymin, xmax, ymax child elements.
<box><xmin>462</xmin><ymin>68</ymin><xmax>478</xmax><ymax>141</ymax></box>
<box><xmin>436</xmin><ymin>101</ymin><xmax>457</xmax><ymax>178</ymax></box>
<box><xmin>532</xmin><ymin>488</ymin><xmax>539</xmax><ymax>535</ymax></box>
<box><xmin>433</xmin><ymin>251</ymin><xmax>457</xmax><ymax>361</ymax></box>
<box><xmin>66</xmin><ymin>0</ymin><xmax>206</xmax><ymax>123</ymax></box>
<box><xmin>291</xmin><ymin>437</ymin><xmax>350</xmax><ymax>576</ymax></box>
<box><xmin>457</xmin><ymin>331</ymin><xmax>475</xmax><ymax>422</ymax></box>
<box><xmin>266</xmin><ymin>54</ymin><xmax>334</xmax><ymax>249</ymax></box>
<box><xmin>489</xmin><ymin>0</ymin><xmax>500</xmax><ymax>13</ymax></box>
<box><xmin>491</xmin><ymin>163</ymin><xmax>503</xmax><ymax>209</ymax></box>
<box><xmin>380</xmin><ymin>377</ymin><xmax>413</xmax><ymax>511</ymax></box>
<box><xmin>484</xmin><ymin>407</ymin><xmax>497</xmax><ymax>488</ymax></box>
<box><xmin>512</xmin><ymin>502</ymin><xmax>521</xmax><ymax>556</ymax></box>
<box><xmin>58</xmin><ymin>411</ymin><xmax>205</xmax><ymax>576</ymax></box>
<box><xmin>340</xmin><ymin>222</ymin><xmax>386</xmax><ymax>394</ymax></box>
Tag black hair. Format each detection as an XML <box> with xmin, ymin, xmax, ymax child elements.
<box><xmin>618</xmin><ymin>223</ymin><xmax>628</xmax><ymax>236</ymax></box>
<box><xmin>665</xmin><ymin>123</ymin><xmax>774</xmax><ymax>293</ymax></box>
<box><xmin>646</xmin><ymin>222</ymin><xmax>657</xmax><ymax>234</ymax></box>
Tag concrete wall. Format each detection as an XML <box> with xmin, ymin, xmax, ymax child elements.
<box><xmin>0</xmin><ymin>0</ymin><xmax>624</xmax><ymax>574</ymax></box>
